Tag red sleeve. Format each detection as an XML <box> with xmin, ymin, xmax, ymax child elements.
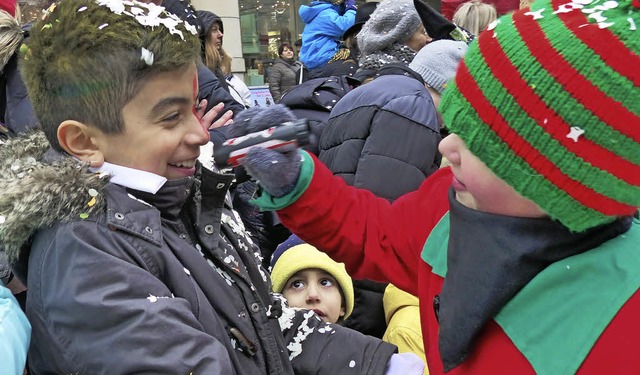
<box><xmin>277</xmin><ymin>154</ymin><xmax>452</xmax><ymax>296</ymax></box>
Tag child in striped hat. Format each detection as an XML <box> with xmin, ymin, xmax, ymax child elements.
<box><xmin>234</xmin><ymin>0</ymin><xmax>640</xmax><ymax>372</ymax></box>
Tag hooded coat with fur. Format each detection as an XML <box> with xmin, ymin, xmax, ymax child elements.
<box><xmin>0</xmin><ymin>132</ymin><xmax>396</xmax><ymax>374</ymax></box>
<box><xmin>0</xmin><ymin>14</ymin><xmax>38</xmax><ymax>137</ymax></box>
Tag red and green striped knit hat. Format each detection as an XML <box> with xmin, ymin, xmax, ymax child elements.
<box><xmin>440</xmin><ymin>0</ymin><xmax>640</xmax><ymax>232</ymax></box>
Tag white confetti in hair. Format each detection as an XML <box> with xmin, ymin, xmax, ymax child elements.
<box><xmin>140</xmin><ymin>47</ymin><xmax>154</xmax><ymax>66</ymax></box>
<box><xmin>94</xmin><ymin>0</ymin><xmax>198</xmax><ymax>41</ymax></box>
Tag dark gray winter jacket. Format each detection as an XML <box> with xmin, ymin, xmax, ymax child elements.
<box><xmin>0</xmin><ymin>132</ymin><xmax>396</xmax><ymax>375</ymax></box>
<box><xmin>319</xmin><ymin>73</ymin><xmax>442</xmax><ymax>202</ymax></box>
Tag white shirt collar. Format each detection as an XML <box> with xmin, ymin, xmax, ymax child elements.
<box><xmin>89</xmin><ymin>162</ymin><xmax>167</xmax><ymax>194</ymax></box>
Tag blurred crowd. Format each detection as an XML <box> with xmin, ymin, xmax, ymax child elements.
<box><xmin>1</xmin><ymin>0</ymin><xmax>639</xmax><ymax>374</ymax></box>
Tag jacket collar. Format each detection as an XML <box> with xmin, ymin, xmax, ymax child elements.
<box><xmin>90</xmin><ymin>162</ymin><xmax>166</xmax><ymax>194</ymax></box>
<box><xmin>106</xmin><ymin>165</ymin><xmax>234</xmax><ymax>247</ymax></box>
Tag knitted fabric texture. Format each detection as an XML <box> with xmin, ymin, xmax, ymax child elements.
<box><xmin>409</xmin><ymin>40</ymin><xmax>468</xmax><ymax>93</ymax></box>
<box><xmin>358</xmin><ymin>44</ymin><xmax>418</xmax><ymax>71</ymax></box>
<box><xmin>357</xmin><ymin>0</ymin><xmax>422</xmax><ymax>57</ymax></box>
<box><xmin>271</xmin><ymin>234</ymin><xmax>306</xmax><ymax>266</ymax></box>
<box><xmin>440</xmin><ymin>0</ymin><xmax>640</xmax><ymax>232</ymax></box>
<box><xmin>270</xmin><ymin>243</ymin><xmax>355</xmax><ymax>319</ymax></box>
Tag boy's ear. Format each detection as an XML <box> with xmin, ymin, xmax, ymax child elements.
<box><xmin>57</xmin><ymin>120</ymin><xmax>105</xmax><ymax>167</ymax></box>
<box><xmin>339</xmin><ymin>305</ymin><xmax>346</xmax><ymax>317</ymax></box>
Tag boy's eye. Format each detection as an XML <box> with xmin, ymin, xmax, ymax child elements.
<box><xmin>162</xmin><ymin>112</ymin><xmax>181</xmax><ymax>123</ymax></box>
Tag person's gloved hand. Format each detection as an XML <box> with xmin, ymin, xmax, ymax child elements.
<box><xmin>384</xmin><ymin>353</ymin><xmax>426</xmax><ymax>375</ymax></box>
<box><xmin>344</xmin><ymin>0</ymin><xmax>357</xmax><ymax>12</ymax></box>
<box><xmin>241</xmin><ymin>146</ymin><xmax>303</xmax><ymax>198</ymax></box>
<box><xmin>223</xmin><ymin>104</ymin><xmax>299</xmax><ymax>187</ymax></box>
<box><xmin>228</xmin><ymin>104</ymin><xmax>297</xmax><ymax>138</ymax></box>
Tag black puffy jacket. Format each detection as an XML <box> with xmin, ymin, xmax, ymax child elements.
<box><xmin>319</xmin><ymin>72</ymin><xmax>441</xmax><ymax>202</ymax></box>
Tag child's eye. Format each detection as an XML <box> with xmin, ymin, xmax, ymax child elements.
<box><xmin>320</xmin><ymin>278</ymin><xmax>334</xmax><ymax>287</ymax></box>
<box><xmin>291</xmin><ymin>280</ymin><xmax>305</xmax><ymax>289</ymax></box>
<box><xmin>162</xmin><ymin>112</ymin><xmax>181</xmax><ymax>123</ymax></box>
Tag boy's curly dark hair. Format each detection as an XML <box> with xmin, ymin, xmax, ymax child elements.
<box><xmin>19</xmin><ymin>0</ymin><xmax>201</xmax><ymax>151</ymax></box>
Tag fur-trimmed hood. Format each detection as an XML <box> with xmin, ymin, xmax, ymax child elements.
<box><xmin>0</xmin><ymin>131</ymin><xmax>108</xmax><ymax>260</ymax></box>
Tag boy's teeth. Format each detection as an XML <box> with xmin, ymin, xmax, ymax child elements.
<box><xmin>172</xmin><ymin>161</ymin><xmax>194</xmax><ymax>168</ymax></box>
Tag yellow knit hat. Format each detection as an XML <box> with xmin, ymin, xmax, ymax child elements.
<box><xmin>271</xmin><ymin>243</ymin><xmax>354</xmax><ymax>319</ymax></box>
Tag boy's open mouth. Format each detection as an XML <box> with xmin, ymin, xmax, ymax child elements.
<box><xmin>169</xmin><ymin>160</ymin><xmax>196</xmax><ymax>169</ymax></box>
<box><xmin>312</xmin><ymin>309</ymin><xmax>326</xmax><ymax>317</ymax></box>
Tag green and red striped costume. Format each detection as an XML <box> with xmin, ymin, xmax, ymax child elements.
<box><xmin>254</xmin><ymin>0</ymin><xmax>640</xmax><ymax>372</ymax></box>
<box><xmin>256</xmin><ymin>154</ymin><xmax>640</xmax><ymax>374</ymax></box>
<box><xmin>441</xmin><ymin>0</ymin><xmax>640</xmax><ymax>232</ymax></box>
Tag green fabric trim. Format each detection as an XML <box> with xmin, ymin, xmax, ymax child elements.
<box><xmin>441</xmin><ymin>82</ymin><xmax>610</xmax><ymax>231</ymax></box>
<box><xmin>495</xmin><ymin>222</ymin><xmax>640</xmax><ymax>375</ymax></box>
<box><xmin>420</xmin><ymin>212</ymin><xmax>450</xmax><ymax>277</ymax></box>
<box><xmin>251</xmin><ymin>150</ymin><xmax>315</xmax><ymax>211</ymax></box>
<box><xmin>420</xmin><ymin>214</ymin><xmax>640</xmax><ymax>374</ymax></box>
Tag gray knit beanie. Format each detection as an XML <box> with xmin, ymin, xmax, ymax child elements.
<box><xmin>409</xmin><ymin>40</ymin><xmax>468</xmax><ymax>94</ymax></box>
<box><xmin>357</xmin><ymin>0</ymin><xmax>422</xmax><ymax>56</ymax></box>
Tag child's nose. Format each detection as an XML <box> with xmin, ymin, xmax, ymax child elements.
<box><xmin>438</xmin><ymin>133</ymin><xmax>462</xmax><ymax>166</ymax></box>
<box><xmin>305</xmin><ymin>285</ymin><xmax>321</xmax><ymax>303</ymax></box>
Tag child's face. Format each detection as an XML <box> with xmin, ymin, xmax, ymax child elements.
<box><xmin>438</xmin><ymin>134</ymin><xmax>547</xmax><ymax>218</ymax></box>
<box><xmin>282</xmin><ymin>269</ymin><xmax>346</xmax><ymax>324</ymax></box>
<box><xmin>92</xmin><ymin>63</ymin><xmax>209</xmax><ymax>180</ymax></box>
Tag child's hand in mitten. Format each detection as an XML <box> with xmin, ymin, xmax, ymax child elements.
<box><xmin>241</xmin><ymin>147</ymin><xmax>303</xmax><ymax>198</ymax></box>
<box><xmin>384</xmin><ymin>353</ymin><xmax>425</xmax><ymax>375</ymax></box>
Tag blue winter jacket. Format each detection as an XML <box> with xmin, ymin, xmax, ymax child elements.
<box><xmin>299</xmin><ymin>2</ymin><xmax>355</xmax><ymax>70</ymax></box>
<box><xmin>0</xmin><ymin>283</ymin><xmax>30</xmax><ymax>375</ymax></box>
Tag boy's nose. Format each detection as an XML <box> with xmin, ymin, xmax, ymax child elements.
<box><xmin>438</xmin><ymin>133</ymin><xmax>462</xmax><ymax>166</ymax></box>
<box><xmin>187</xmin><ymin>115</ymin><xmax>210</xmax><ymax>146</ymax></box>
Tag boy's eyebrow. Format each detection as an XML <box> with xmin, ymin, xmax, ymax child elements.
<box><xmin>149</xmin><ymin>97</ymin><xmax>192</xmax><ymax>114</ymax></box>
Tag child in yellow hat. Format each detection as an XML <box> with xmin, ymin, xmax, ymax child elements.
<box><xmin>271</xmin><ymin>235</ymin><xmax>354</xmax><ymax>324</ymax></box>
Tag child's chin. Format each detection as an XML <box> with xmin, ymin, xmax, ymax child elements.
<box><xmin>166</xmin><ymin>165</ymin><xmax>197</xmax><ymax>179</ymax></box>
